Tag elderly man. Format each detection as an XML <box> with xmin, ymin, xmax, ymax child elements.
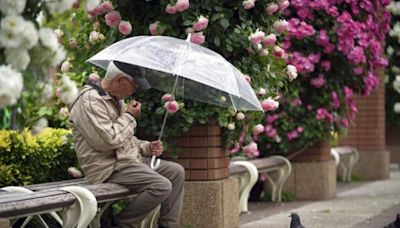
<box><xmin>69</xmin><ymin>61</ymin><xmax>185</xmax><ymax>228</ymax></box>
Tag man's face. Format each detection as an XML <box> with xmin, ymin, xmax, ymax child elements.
<box><xmin>109</xmin><ymin>74</ymin><xmax>137</xmax><ymax>99</ymax></box>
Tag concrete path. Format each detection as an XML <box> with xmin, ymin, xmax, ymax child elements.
<box><xmin>240</xmin><ymin>165</ymin><xmax>400</xmax><ymax>228</ymax></box>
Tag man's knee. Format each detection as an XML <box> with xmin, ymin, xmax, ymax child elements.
<box><xmin>152</xmin><ymin>177</ymin><xmax>172</xmax><ymax>199</ymax></box>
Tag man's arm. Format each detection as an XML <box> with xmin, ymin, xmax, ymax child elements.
<box><xmin>79</xmin><ymin>90</ymin><xmax>136</xmax><ymax>150</ymax></box>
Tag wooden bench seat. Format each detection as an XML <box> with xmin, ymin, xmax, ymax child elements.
<box><xmin>229</xmin><ymin>155</ymin><xmax>292</xmax><ymax>213</ymax></box>
<box><xmin>0</xmin><ymin>179</ymin><xmax>159</xmax><ymax>228</ymax></box>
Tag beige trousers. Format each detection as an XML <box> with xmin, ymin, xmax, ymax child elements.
<box><xmin>106</xmin><ymin>158</ymin><xmax>185</xmax><ymax>228</ymax></box>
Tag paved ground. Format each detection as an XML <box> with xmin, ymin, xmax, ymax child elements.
<box><xmin>240</xmin><ymin>164</ymin><xmax>400</xmax><ymax>228</ymax></box>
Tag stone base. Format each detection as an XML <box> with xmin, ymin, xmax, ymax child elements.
<box><xmin>0</xmin><ymin>219</ymin><xmax>9</xmax><ymax>228</ymax></box>
<box><xmin>353</xmin><ymin>150</ymin><xmax>389</xmax><ymax>180</ymax></box>
<box><xmin>390</xmin><ymin>146</ymin><xmax>400</xmax><ymax>164</ymax></box>
<box><xmin>180</xmin><ymin>177</ymin><xmax>239</xmax><ymax>228</ymax></box>
<box><xmin>283</xmin><ymin>160</ymin><xmax>336</xmax><ymax>200</ymax></box>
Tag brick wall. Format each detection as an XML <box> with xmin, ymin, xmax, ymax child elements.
<box><xmin>340</xmin><ymin>72</ymin><xmax>386</xmax><ymax>151</ymax></box>
<box><xmin>291</xmin><ymin>141</ymin><xmax>331</xmax><ymax>162</ymax></box>
<box><xmin>164</xmin><ymin>121</ymin><xmax>230</xmax><ymax>181</ymax></box>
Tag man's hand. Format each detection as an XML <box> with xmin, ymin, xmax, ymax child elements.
<box><xmin>126</xmin><ymin>100</ymin><xmax>141</xmax><ymax>118</ymax></box>
<box><xmin>150</xmin><ymin>140</ymin><xmax>163</xmax><ymax>156</ymax></box>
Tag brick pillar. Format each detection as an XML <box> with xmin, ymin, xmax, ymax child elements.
<box><xmin>386</xmin><ymin>126</ymin><xmax>400</xmax><ymax>164</ymax></box>
<box><xmin>340</xmin><ymin>73</ymin><xmax>390</xmax><ymax>180</ymax></box>
<box><xmin>284</xmin><ymin>141</ymin><xmax>336</xmax><ymax>200</ymax></box>
<box><xmin>164</xmin><ymin>120</ymin><xmax>238</xmax><ymax>227</ymax></box>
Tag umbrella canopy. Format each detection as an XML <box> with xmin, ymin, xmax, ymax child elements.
<box><xmin>87</xmin><ymin>35</ymin><xmax>263</xmax><ymax>111</ymax></box>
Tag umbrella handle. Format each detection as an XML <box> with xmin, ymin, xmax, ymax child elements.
<box><xmin>150</xmin><ymin>155</ymin><xmax>161</xmax><ymax>169</ymax></box>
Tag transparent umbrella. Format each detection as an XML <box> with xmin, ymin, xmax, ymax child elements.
<box><xmin>87</xmin><ymin>35</ymin><xmax>263</xmax><ymax>169</ymax></box>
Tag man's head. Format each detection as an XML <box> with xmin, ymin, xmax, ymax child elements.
<box><xmin>101</xmin><ymin>61</ymin><xmax>140</xmax><ymax>100</ymax></box>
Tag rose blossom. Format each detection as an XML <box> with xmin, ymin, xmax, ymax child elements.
<box><xmin>286</xmin><ymin>65</ymin><xmax>297</xmax><ymax>80</ymax></box>
<box><xmin>236</xmin><ymin>112</ymin><xmax>245</xmax><ymax>120</ymax></box>
<box><xmin>243</xmin><ymin>0</ymin><xmax>256</xmax><ymax>10</ymax></box>
<box><xmin>88</xmin><ymin>73</ymin><xmax>100</xmax><ymax>82</ymax></box>
<box><xmin>261</xmin><ymin>97</ymin><xmax>279</xmax><ymax>112</ymax></box>
<box><xmin>249</xmin><ymin>30</ymin><xmax>265</xmax><ymax>45</ymax></box>
<box><xmin>190</xmin><ymin>32</ymin><xmax>205</xmax><ymax>45</ymax></box>
<box><xmin>252</xmin><ymin>124</ymin><xmax>264</xmax><ymax>136</ymax></box>
<box><xmin>149</xmin><ymin>21</ymin><xmax>164</xmax><ymax>35</ymax></box>
<box><xmin>165</xmin><ymin>4</ymin><xmax>177</xmax><ymax>14</ymax></box>
<box><xmin>118</xmin><ymin>21</ymin><xmax>132</xmax><ymax>35</ymax></box>
<box><xmin>105</xmin><ymin>10</ymin><xmax>121</xmax><ymax>28</ymax></box>
<box><xmin>227</xmin><ymin>123</ymin><xmax>235</xmax><ymax>130</ymax></box>
<box><xmin>262</xmin><ymin>34</ymin><xmax>277</xmax><ymax>46</ymax></box>
<box><xmin>242</xmin><ymin>142</ymin><xmax>259</xmax><ymax>158</ymax></box>
<box><xmin>164</xmin><ymin>100</ymin><xmax>180</xmax><ymax>113</ymax></box>
<box><xmin>310</xmin><ymin>74</ymin><xmax>326</xmax><ymax>88</ymax></box>
<box><xmin>258</xmin><ymin>88</ymin><xmax>266</xmax><ymax>96</ymax></box>
<box><xmin>266</xmin><ymin>3</ymin><xmax>279</xmax><ymax>15</ymax></box>
<box><xmin>175</xmin><ymin>0</ymin><xmax>190</xmax><ymax>12</ymax></box>
<box><xmin>60</xmin><ymin>60</ymin><xmax>70</xmax><ymax>73</ymax></box>
<box><xmin>272</xmin><ymin>46</ymin><xmax>285</xmax><ymax>58</ymax></box>
<box><xmin>273</xmin><ymin>20</ymin><xmax>289</xmax><ymax>33</ymax></box>
<box><xmin>69</xmin><ymin>38</ymin><xmax>77</xmax><ymax>48</ymax></box>
<box><xmin>192</xmin><ymin>15</ymin><xmax>209</xmax><ymax>31</ymax></box>
<box><xmin>279</xmin><ymin>0</ymin><xmax>290</xmax><ymax>10</ymax></box>
<box><xmin>161</xmin><ymin>93</ymin><xmax>174</xmax><ymax>102</ymax></box>
<box><xmin>100</xmin><ymin>1</ymin><xmax>113</xmax><ymax>12</ymax></box>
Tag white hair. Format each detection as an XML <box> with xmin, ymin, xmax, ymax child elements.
<box><xmin>105</xmin><ymin>61</ymin><xmax>126</xmax><ymax>80</ymax></box>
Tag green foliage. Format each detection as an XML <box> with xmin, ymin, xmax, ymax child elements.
<box><xmin>0</xmin><ymin>128</ymin><xmax>77</xmax><ymax>187</ymax></box>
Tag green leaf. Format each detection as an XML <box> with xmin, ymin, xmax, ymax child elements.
<box><xmin>183</xmin><ymin>20</ymin><xmax>192</xmax><ymax>26</ymax></box>
<box><xmin>219</xmin><ymin>18</ymin><xmax>230</xmax><ymax>29</ymax></box>
<box><xmin>214</xmin><ymin>36</ymin><xmax>221</xmax><ymax>47</ymax></box>
<box><xmin>155</xmin><ymin>107</ymin><xmax>165</xmax><ymax>115</ymax></box>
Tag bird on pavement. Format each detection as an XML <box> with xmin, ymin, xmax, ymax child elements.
<box><xmin>289</xmin><ymin>212</ymin><xmax>305</xmax><ymax>228</ymax></box>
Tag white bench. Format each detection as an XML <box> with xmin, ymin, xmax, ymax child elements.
<box><xmin>331</xmin><ymin>146</ymin><xmax>359</xmax><ymax>182</ymax></box>
<box><xmin>0</xmin><ymin>179</ymin><xmax>159</xmax><ymax>228</ymax></box>
<box><xmin>229</xmin><ymin>155</ymin><xmax>292</xmax><ymax>213</ymax></box>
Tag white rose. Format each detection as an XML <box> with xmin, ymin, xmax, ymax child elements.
<box><xmin>39</xmin><ymin>82</ymin><xmax>54</xmax><ymax>100</ymax></box>
<box><xmin>0</xmin><ymin>65</ymin><xmax>23</xmax><ymax>108</ymax></box>
<box><xmin>50</xmin><ymin>46</ymin><xmax>67</xmax><ymax>66</ymax></box>
<box><xmin>59</xmin><ymin>107</ymin><xmax>70</xmax><ymax>119</ymax></box>
<box><xmin>85</xmin><ymin>0</ymin><xmax>100</xmax><ymax>11</ymax></box>
<box><xmin>387</xmin><ymin>46</ymin><xmax>394</xmax><ymax>56</ymax></box>
<box><xmin>60</xmin><ymin>60</ymin><xmax>70</xmax><ymax>73</ymax></box>
<box><xmin>5</xmin><ymin>48</ymin><xmax>30</xmax><ymax>71</ymax></box>
<box><xmin>394</xmin><ymin>103</ymin><xmax>400</xmax><ymax>113</ymax></box>
<box><xmin>0</xmin><ymin>0</ymin><xmax>26</xmax><ymax>15</ymax></box>
<box><xmin>89</xmin><ymin>31</ymin><xmax>100</xmax><ymax>43</ymax></box>
<box><xmin>20</xmin><ymin>21</ymin><xmax>39</xmax><ymax>49</ymax></box>
<box><xmin>54</xmin><ymin>28</ymin><xmax>64</xmax><ymax>39</ymax></box>
<box><xmin>59</xmin><ymin>75</ymin><xmax>78</xmax><ymax>105</ymax></box>
<box><xmin>46</xmin><ymin>0</ymin><xmax>75</xmax><ymax>14</ymax></box>
<box><xmin>220</xmin><ymin>96</ymin><xmax>226</xmax><ymax>102</ymax></box>
<box><xmin>236</xmin><ymin>112</ymin><xmax>245</xmax><ymax>120</ymax></box>
<box><xmin>39</xmin><ymin>27</ymin><xmax>59</xmax><ymax>50</ymax></box>
<box><xmin>227</xmin><ymin>123</ymin><xmax>235</xmax><ymax>130</ymax></box>
<box><xmin>0</xmin><ymin>15</ymin><xmax>25</xmax><ymax>32</ymax></box>
<box><xmin>393</xmin><ymin>79</ymin><xmax>400</xmax><ymax>94</ymax></box>
<box><xmin>286</xmin><ymin>64</ymin><xmax>298</xmax><ymax>80</ymax></box>
<box><xmin>258</xmin><ymin>88</ymin><xmax>266</xmax><ymax>96</ymax></box>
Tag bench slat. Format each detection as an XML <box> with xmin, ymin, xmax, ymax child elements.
<box><xmin>229</xmin><ymin>157</ymin><xmax>286</xmax><ymax>175</ymax></box>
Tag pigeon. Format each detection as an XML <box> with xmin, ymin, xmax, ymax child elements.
<box><xmin>289</xmin><ymin>212</ymin><xmax>305</xmax><ymax>228</ymax></box>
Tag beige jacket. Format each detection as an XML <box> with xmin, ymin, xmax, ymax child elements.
<box><xmin>69</xmin><ymin>84</ymin><xmax>151</xmax><ymax>184</ymax></box>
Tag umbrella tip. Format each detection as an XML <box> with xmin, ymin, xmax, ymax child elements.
<box><xmin>186</xmin><ymin>33</ymin><xmax>192</xmax><ymax>42</ymax></box>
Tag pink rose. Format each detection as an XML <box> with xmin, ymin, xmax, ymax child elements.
<box><xmin>56</xmin><ymin>88</ymin><xmax>62</xmax><ymax>98</ymax></box>
<box><xmin>279</xmin><ymin>0</ymin><xmax>290</xmax><ymax>10</ymax></box>
<box><xmin>243</xmin><ymin>0</ymin><xmax>256</xmax><ymax>10</ymax></box>
<box><xmin>341</xmin><ymin>118</ymin><xmax>349</xmax><ymax>127</ymax></box>
<box><xmin>261</xmin><ymin>98</ymin><xmax>279</xmax><ymax>112</ymax></box>
<box><xmin>105</xmin><ymin>10</ymin><xmax>121</xmax><ymax>28</ymax></box>
<box><xmin>164</xmin><ymin>100</ymin><xmax>180</xmax><ymax>113</ymax></box>
<box><xmin>165</xmin><ymin>4</ymin><xmax>178</xmax><ymax>14</ymax></box>
<box><xmin>273</xmin><ymin>20</ymin><xmax>289</xmax><ymax>33</ymax></box>
<box><xmin>100</xmin><ymin>1</ymin><xmax>113</xmax><ymax>12</ymax></box>
<box><xmin>176</xmin><ymin>0</ymin><xmax>190</xmax><ymax>12</ymax></box>
<box><xmin>266</xmin><ymin>3</ymin><xmax>279</xmax><ymax>15</ymax></box>
<box><xmin>242</xmin><ymin>142</ymin><xmax>259</xmax><ymax>158</ymax></box>
<box><xmin>310</xmin><ymin>74</ymin><xmax>326</xmax><ymax>88</ymax></box>
<box><xmin>192</xmin><ymin>15</ymin><xmax>209</xmax><ymax>31</ymax></box>
<box><xmin>161</xmin><ymin>93</ymin><xmax>174</xmax><ymax>102</ymax></box>
<box><xmin>89</xmin><ymin>73</ymin><xmax>100</xmax><ymax>83</ymax></box>
<box><xmin>149</xmin><ymin>21</ymin><xmax>164</xmax><ymax>35</ymax></box>
<box><xmin>262</xmin><ymin>34</ymin><xmax>277</xmax><ymax>46</ymax></box>
<box><xmin>249</xmin><ymin>30</ymin><xmax>265</xmax><ymax>45</ymax></box>
<box><xmin>252</xmin><ymin>124</ymin><xmax>264</xmax><ymax>136</ymax></box>
<box><xmin>190</xmin><ymin>32</ymin><xmax>205</xmax><ymax>45</ymax></box>
<box><xmin>272</xmin><ymin>46</ymin><xmax>285</xmax><ymax>58</ymax></box>
<box><xmin>118</xmin><ymin>21</ymin><xmax>132</xmax><ymax>35</ymax></box>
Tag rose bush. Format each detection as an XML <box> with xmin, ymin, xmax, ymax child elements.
<box><xmin>248</xmin><ymin>0</ymin><xmax>392</xmax><ymax>157</ymax></box>
<box><xmin>385</xmin><ymin>1</ymin><xmax>400</xmax><ymax>127</ymax></box>
<box><xmin>0</xmin><ymin>0</ymin><xmax>75</xmax><ymax>130</ymax></box>
<box><xmin>52</xmin><ymin>0</ymin><xmax>294</xmax><ymax>153</ymax></box>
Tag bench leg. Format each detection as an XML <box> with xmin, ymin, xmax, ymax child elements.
<box><xmin>61</xmin><ymin>186</ymin><xmax>98</xmax><ymax>228</ymax></box>
<box><xmin>264</xmin><ymin>156</ymin><xmax>292</xmax><ymax>202</ymax></box>
<box><xmin>139</xmin><ymin>205</ymin><xmax>160</xmax><ymax>228</ymax></box>
<box><xmin>346</xmin><ymin>150</ymin><xmax>359</xmax><ymax>182</ymax></box>
<box><xmin>1</xmin><ymin>186</ymin><xmax>63</xmax><ymax>227</ymax></box>
<box><xmin>231</xmin><ymin>161</ymin><xmax>258</xmax><ymax>213</ymax></box>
